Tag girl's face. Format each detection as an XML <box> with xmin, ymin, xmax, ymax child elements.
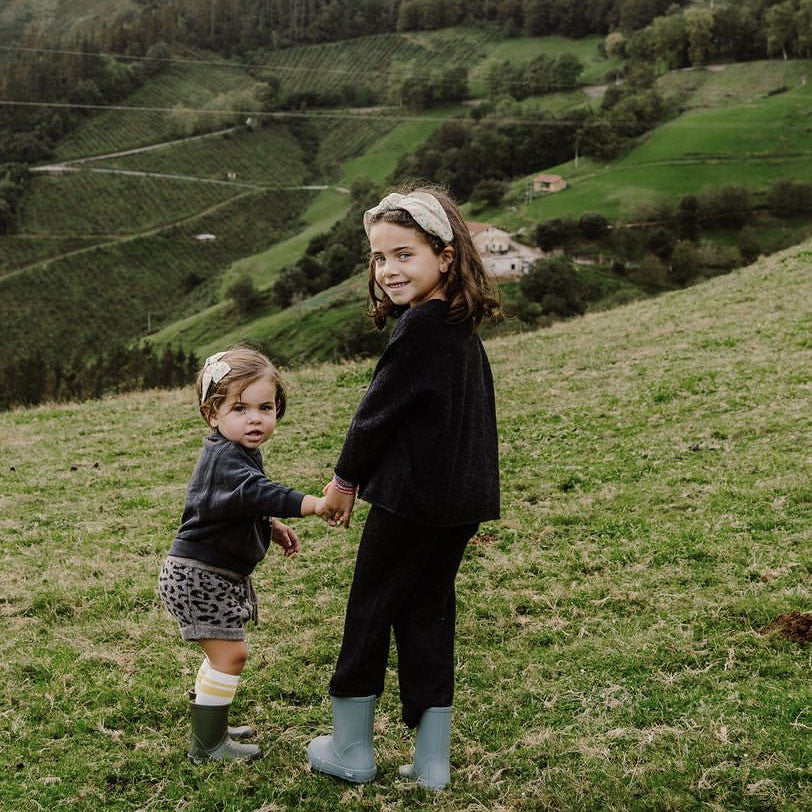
<box><xmin>208</xmin><ymin>376</ymin><xmax>277</xmax><ymax>450</ymax></box>
<box><xmin>369</xmin><ymin>221</ymin><xmax>454</xmax><ymax>309</ymax></box>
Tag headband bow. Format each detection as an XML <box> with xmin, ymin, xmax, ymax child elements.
<box><xmin>200</xmin><ymin>352</ymin><xmax>231</xmax><ymax>402</ymax></box>
<box><xmin>363</xmin><ymin>192</ymin><xmax>453</xmax><ymax>244</ymax></box>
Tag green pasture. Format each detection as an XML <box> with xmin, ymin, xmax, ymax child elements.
<box><xmin>470</xmin><ymin>33</ymin><xmax>622</xmax><ymax>91</ymax></box>
<box><xmin>151</xmin><ymin>189</ymin><xmax>353</xmax><ymax>352</ymax></box>
<box><xmin>341</xmin><ymin>104</ymin><xmax>466</xmax><ymax>185</ymax></box>
<box><xmin>491</xmin><ymin>71</ymin><xmax>812</xmax><ymax>225</ymax></box>
<box><xmin>1</xmin><ymin>241</ymin><xmax>808</xmax><ymax>811</ymax></box>
<box><xmin>657</xmin><ymin>60</ymin><xmax>812</xmax><ymax>110</ymax></box>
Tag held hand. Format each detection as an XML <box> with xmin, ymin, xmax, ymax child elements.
<box><xmin>320</xmin><ymin>481</ymin><xmax>356</xmax><ymax>528</ymax></box>
<box><xmin>271</xmin><ymin>518</ymin><xmax>301</xmax><ymax>557</ymax></box>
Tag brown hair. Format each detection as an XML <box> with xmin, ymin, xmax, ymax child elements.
<box><xmin>365</xmin><ymin>184</ymin><xmax>501</xmax><ymax>331</ymax></box>
<box><xmin>196</xmin><ymin>345</ymin><xmax>286</xmax><ymax>425</ymax></box>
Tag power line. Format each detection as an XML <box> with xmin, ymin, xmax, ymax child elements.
<box><xmin>0</xmin><ymin>97</ymin><xmax>801</xmax><ymax>131</ymax></box>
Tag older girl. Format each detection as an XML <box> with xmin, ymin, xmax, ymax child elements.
<box><xmin>308</xmin><ymin>187</ymin><xmax>501</xmax><ymax>789</ymax></box>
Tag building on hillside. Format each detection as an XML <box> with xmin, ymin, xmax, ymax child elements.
<box><xmin>467</xmin><ymin>222</ymin><xmax>542</xmax><ymax>278</ymax></box>
<box><xmin>532</xmin><ymin>173</ymin><xmax>567</xmax><ymax>193</ymax></box>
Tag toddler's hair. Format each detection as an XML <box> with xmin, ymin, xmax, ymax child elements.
<box><xmin>365</xmin><ymin>184</ymin><xmax>501</xmax><ymax>330</ymax></box>
<box><xmin>196</xmin><ymin>345</ymin><xmax>286</xmax><ymax>424</ymax></box>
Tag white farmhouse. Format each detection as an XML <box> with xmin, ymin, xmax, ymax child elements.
<box><xmin>467</xmin><ymin>222</ymin><xmax>542</xmax><ymax>278</ymax></box>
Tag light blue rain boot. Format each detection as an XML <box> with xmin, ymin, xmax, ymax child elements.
<box><xmin>306</xmin><ymin>695</ymin><xmax>377</xmax><ymax>783</ymax></box>
<box><xmin>398</xmin><ymin>706</ymin><xmax>452</xmax><ymax>790</ymax></box>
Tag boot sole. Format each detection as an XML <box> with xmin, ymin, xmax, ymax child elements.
<box><xmin>307</xmin><ymin>746</ymin><xmax>376</xmax><ymax>783</ymax></box>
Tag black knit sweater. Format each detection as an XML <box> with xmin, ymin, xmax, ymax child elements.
<box><xmin>168</xmin><ymin>431</ymin><xmax>305</xmax><ymax>575</ymax></box>
<box><xmin>335</xmin><ymin>299</ymin><xmax>499</xmax><ymax>526</ymax></box>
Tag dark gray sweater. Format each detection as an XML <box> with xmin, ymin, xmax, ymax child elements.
<box><xmin>168</xmin><ymin>431</ymin><xmax>305</xmax><ymax>575</ymax></box>
<box><xmin>335</xmin><ymin>299</ymin><xmax>499</xmax><ymax>526</ymax></box>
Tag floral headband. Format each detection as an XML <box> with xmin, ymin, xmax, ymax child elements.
<box><xmin>200</xmin><ymin>351</ymin><xmax>231</xmax><ymax>402</ymax></box>
<box><xmin>363</xmin><ymin>192</ymin><xmax>453</xmax><ymax>244</ymax></box>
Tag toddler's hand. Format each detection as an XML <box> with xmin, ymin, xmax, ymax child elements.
<box><xmin>320</xmin><ymin>481</ymin><xmax>356</xmax><ymax>528</ymax></box>
<box><xmin>271</xmin><ymin>518</ymin><xmax>301</xmax><ymax>557</ymax></box>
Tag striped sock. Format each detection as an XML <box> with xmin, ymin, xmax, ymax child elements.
<box><xmin>194</xmin><ymin>659</ymin><xmax>240</xmax><ymax>706</ymax></box>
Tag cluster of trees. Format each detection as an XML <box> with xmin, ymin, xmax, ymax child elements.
<box><xmin>79</xmin><ymin>0</ymin><xmax>684</xmax><ymax>57</ymax></box>
<box><xmin>393</xmin><ymin>108</ymin><xmax>579</xmax><ymax>202</ymax></box>
<box><xmin>619</xmin><ymin>0</ymin><xmax>812</xmax><ymax>68</ymax></box>
<box><xmin>485</xmin><ymin>52</ymin><xmax>583</xmax><ymax>99</ymax></box>
<box><xmin>0</xmin><ymin>343</ymin><xmax>199</xmax><ymax>411</ymax></box>
<box><xmin>0</xmin><ymin>43</ymin><xmax>157</xmax><ymax>165</ymax></box>
<box><xmin>270</xmin><ymin>179</ymin><xmax>378</xmax><ymax>308</ymax></box>
<box><xmin>512</xmin><ymin>177</ymin><xmax>812</xmax><ymax>325</ymax></box>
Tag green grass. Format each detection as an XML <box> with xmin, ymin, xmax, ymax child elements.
<box><xmin>488</xmin><ymin>63</ymin><xmax>812</xmax><ymax>225</ymax></box>
<box><xmin>150</xmin><ymin>189</ymin><xmax>353</xmax><ymax>351</ymax></box>
<box><xmin>1</xmin><ymin>240</ymin><xmax>809</xmax><ymax>810</ymax></box>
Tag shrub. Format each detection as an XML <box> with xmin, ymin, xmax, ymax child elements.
<box><xmin>578</xmin><ymin>212</ymin><xmax>609</xmax><ymax>240</ymax></box>
<box><xmin>520</xmin><ymin>256</ymin><xmax>586</xmax><ymax>318</ymax></box>
<box><xmin>226</xmin><ymin>275</ymin><xmax>263</xmax><ymax>316</ymax></box>
<box><xmin>767</xmin><ymin>179</ymin><xmax>812</xmax><ymax>218</ymax></box>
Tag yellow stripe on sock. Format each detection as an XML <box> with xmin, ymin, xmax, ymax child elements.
<box><xmin>198</xmin><ymin>677</ymin><xmax>237</xmax><ymax>699</ymax></box>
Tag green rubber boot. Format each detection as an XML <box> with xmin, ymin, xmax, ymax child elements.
<box><xmin>306</xmin><ymin>695</ymin><xmax>377</xmax><ymax>783</ymax></box>
<box><xmin>188</xmin><ymin>691</ymin><xmax>255</xmax><ymax>739</ymax></box>
<box><xmin>187</xmin><ymin>702</ymin><xmax>262</xmax><ymax>763</ymax></box>
<box><xmin>398</xmin><ymin>707</ymin><xmax>451</xmax><ymax>790</ymax></box>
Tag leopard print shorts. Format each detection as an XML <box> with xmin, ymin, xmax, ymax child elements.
<box><xmin>158</xmin><ymin>555</ymin><xmax>258</xmax><ymax>641</ymax></box>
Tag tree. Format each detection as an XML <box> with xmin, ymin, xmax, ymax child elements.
<box><xmin>578</xmin><ymin>212</ymin><xmax>608</xmax><ymax>240</ymax></box>
<box><xmin>767</xmin><ymin>178</ymin><xmax>812</xmax><ymax>217</ymax></box>
<box><xmin>605</xmin><ymin>31</ymin><xmax>626</xmax><ymax>58</ymax></box>
<box><xmin>699</xmin><ymin>184</ymin><xmax>752</xmax><ymax>230</ymax></box>
<box><xmin>676</xmin><ymin>193</ymin><xmax>699</xmax><ymax>241</ymax></box>
<box><xmin>520</xmin><ymin>256</ymin><xmax>586</xmax><ymax>318</ymax></box>
<box><xmin>470</xmin><ymin>179</ymin><xmax>507</xmax><ymax>210</ymax></box>
<box><xmin>683</xmin><ymin>5</ymin><xmax>714</xmax><ymax>66</ymax></box>
<box><xmin>766</xmin><ymin>1</ymin><xmax>797</xmax><ymax>60</ymax></box>
<box><xmin>227</xmin><ymin>275</ymin><xmax>263</xmax><ymax>316</ymax></box>
<box><xmin>669</xmin><ymin>239</ymin><xmax>700</xmax><ymax>285</ymax></box>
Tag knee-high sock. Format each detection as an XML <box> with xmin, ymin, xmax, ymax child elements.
<box><xmin>194</xmin><ymin>658</ymin><xmax>240</xmax><ymax>706</ymax></box>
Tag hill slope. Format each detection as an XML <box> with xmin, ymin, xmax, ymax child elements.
<box><xmin>0</xmin><ymin>239</ymin><xmax>808</xmax><ymax>810</ymax></box>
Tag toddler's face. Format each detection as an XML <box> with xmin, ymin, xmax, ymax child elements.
<box><xmin>208</xmin><ymin>377</ymin><xmax>277</xmax><ymax>449</ymax></box>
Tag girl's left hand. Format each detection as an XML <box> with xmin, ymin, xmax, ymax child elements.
<box><xmin>271</xmin><ymin>518</ymin><xmax>301</xmax><ymax>556</ymax></box>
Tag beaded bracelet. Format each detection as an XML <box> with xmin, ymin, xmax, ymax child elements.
<box><xmin>332</xmin><ymin>474</ymin><xmax>358</xmax><ymax>495</ymax></box>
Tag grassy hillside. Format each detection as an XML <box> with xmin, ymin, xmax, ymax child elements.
<box><xmin>485</xmin><ymin>61</ymin><xmax>812</xmax><ymax>227</ymax></box>
<box><xmin>3</xmin><ymin>32</ymin><xmax>812</xmax><ymax>374</ymax></box>
<box><xmin>1</xmin><ymin>240</ymin><xmax>808</xmax><ymax>810</ymax></box>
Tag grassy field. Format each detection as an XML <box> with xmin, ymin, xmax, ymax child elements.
<box><xmin>482</xmin><ymin>62</ymin><xmax>812</xmax><ymax>227</ymax></box>
<box><xmin>1</xmin><ymin>240</ymin><xmax>809</xmax><ymax>811</ymax></box>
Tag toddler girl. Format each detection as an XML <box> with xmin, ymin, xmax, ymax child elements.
<box><xmin>159</xmin><ymin>345</ymin><xmax>326</xmax><ymax>763</ymax></box>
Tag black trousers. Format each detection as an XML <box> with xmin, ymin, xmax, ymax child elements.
<box><xmin>329</xmin><ymin>505</ymin><xmax>477</xmax><ymax>728</ymax></box>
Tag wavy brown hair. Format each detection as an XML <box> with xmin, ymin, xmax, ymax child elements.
<box><xmin>365</xmin><ymin>184</ymin><xmax>501</xmax><ymax>331</ymax></box>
